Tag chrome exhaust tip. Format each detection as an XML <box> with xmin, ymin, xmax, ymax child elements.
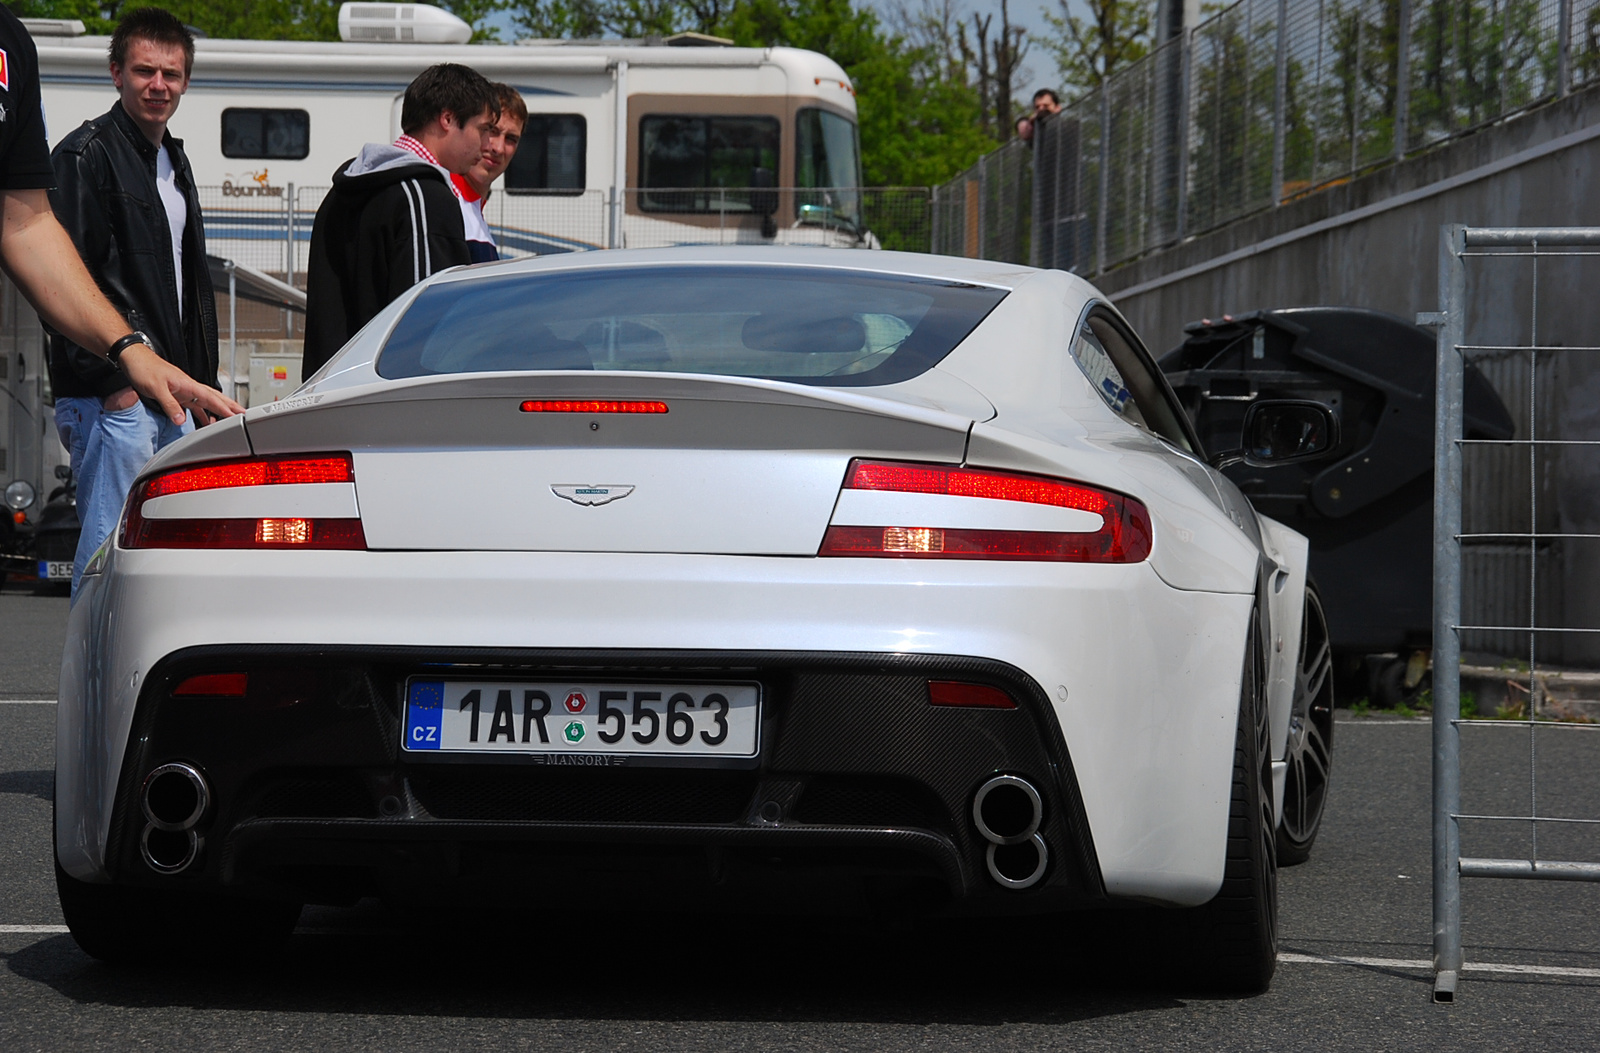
<box><xmin>141</xmin><ymin>824</ymin><xmax>202</xmax><ymax>874</ymax></box>
<box><xmin>971</xmin><ymin>774</ymin><xmax>1042</xmax><ymax>845</ymax></box>
<box><xmin>141</xmin><ymin>762</ymin><xmax>209</xmax><ymax>832</ymax></box>
<box><xmin>986</xmin><ymin>833</ymin><xmax>1049</xmax><ymax>889</ymax></box>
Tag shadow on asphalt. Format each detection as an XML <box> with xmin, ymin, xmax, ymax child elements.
<box><xmin>0</xmin><ymin>770</ymin><xmax>53</xmax><ymax>803</ymax></box>
<box><xmin>0</xmin><ymin>909</ymin><xmax>1232</xmax><ymax>1024</ymax></box>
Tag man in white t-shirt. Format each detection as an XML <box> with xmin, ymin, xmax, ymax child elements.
<box><xmin>450</xmin><ymin>83</ymin><xmax>528</xmax><ymax>263</ymax></box>
<box><xmin>47</xmin><ymin>8</ymin><xmax>222</xmax><ymax>597</ymax></box>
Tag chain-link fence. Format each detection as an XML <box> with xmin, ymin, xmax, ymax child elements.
<box><xmin>1429</xmin><ymin>224</ymin><xmax>1600</xmax><ymax>1003</ymax></box>
<box><xmin>963</xmin><ymin>0</ymin><xmax>1599</xmax><ymax>276</ymax></box>
<box><xmin>930</xmin><ymin>139</ymin><xmax>1032</xmax><ymax>262</ymax></box>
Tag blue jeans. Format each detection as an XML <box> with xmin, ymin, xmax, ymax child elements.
<box><xmin>53</xmin><ymin>396</ymin><xmax>102</xmax><ymax>477</ymax></box>
<box><xmin>73</xmin><ymin>401</ymin><xmax>192</xmax><ymax>599</ymax></box>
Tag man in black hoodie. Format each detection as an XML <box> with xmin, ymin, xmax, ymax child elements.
<box><xmin>302</xmin><ymin>64</ymin><xmax>498</xmax><ymax>374</ymax></box>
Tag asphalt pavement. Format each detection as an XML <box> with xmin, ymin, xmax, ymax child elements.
<box><xmin>3</xmin><ymin>588</ymin><xmax>1600</xmax><ymax>1050</ymax></box>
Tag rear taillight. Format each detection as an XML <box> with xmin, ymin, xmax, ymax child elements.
<box><xmin>121</xmin><ymin>453</ymin><xmax>366</xmax><ymax>550</ymax></box>
<box><xmin>173</xmin><ymin>673</ymin><xmax>249</xmax><ymax>697</ymax></box>
<box><xmin>819</xmin><ymin>459</ymin><xmax>1152</xmax><ymax>563</ymax></box>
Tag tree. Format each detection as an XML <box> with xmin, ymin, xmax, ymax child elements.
<box><xmin>11</xmin><ymin>0</ymin><xmax>511</xmax><ymax>41</ymax></box>
<box><xmin>10</xmin><ymin>0</ymin><xmax>341</xmax><ymax>40</ymax></box>
<box><xmin>1037</xmin><ymin>0</ymin><xmax>1152</xmax><ymax>95</ymax></box>
<box><xmin>957</xmin><ymin>0</ymin><xmax>1028</xmax><ymax>139</ymax></box>
<box><xmin>721</xmin><ymin>0</ymin><xmax>994</xmax><ymax>185</ymax></box>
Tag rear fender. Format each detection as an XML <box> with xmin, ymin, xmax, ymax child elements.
<box><xmin>1256</xmin><ymin>514</ymin><xmax>1309</xmax><ymax>822</ymax></box>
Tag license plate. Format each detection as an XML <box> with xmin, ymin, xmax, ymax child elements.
<box><xmin>403</xmin><ymin>679</ymin><xmax>760</xmax><ymax>760</ymax></box>
<box><xmin>37</xmin><ymin>561</ymin><xmax>71</xmax><ymax>580</ymax></box>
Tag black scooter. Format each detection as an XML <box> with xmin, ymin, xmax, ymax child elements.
<box><xmin>32</xmin><ymin>465</ymin><xmax>79</xmax><ymax>594</ymax></box>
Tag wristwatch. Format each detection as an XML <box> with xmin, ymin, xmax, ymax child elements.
<box><xmin>105</xmin><ymin>331</ymin><xmax>154</xmax><ymax>368</ymax></box>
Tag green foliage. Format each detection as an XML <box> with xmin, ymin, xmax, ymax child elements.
<box><xmin>1037</xmin><ymin>0</ymin><xmax>1150</xmax><ymax>95</ymax></box>
<box><xmin>11</xmin><ymin>0</ymin><xmax>515</xmax><ymax>42</ymax></box>
<box><xmin>12</xmin><ymin>0</ymin><xmax>342</xmax><ymax>40</ymax></box>
<box><xmin>436</xmin><ymin>0</ymin><xmax>511</xmax><ymax>41</ymax></box>
<box><xmin>722</xmin><ymin>0</ymin><xmax>994</xmax><ymax>186</ymax></box>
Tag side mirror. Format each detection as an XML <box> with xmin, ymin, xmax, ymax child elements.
<box><xmin>55</xmin><ymin>465</ymin><xmax>72</xmax><ymax>480</ymax></box>
<box><xmin>1211</xmin><ymin>399</ymin><xmax>1339</xmax><ymax>469</ymax></box>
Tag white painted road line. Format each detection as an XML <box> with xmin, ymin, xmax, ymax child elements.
<box><xmin>0</xmin><ymin>928</ymin><xmax>1592</xmax><ymax>976</ymax></box>
<box><xmin>0</xmin><ymin>700</ymin><xmax>56</xmax><ymax>705</ymax></box>
<box><xmin>1280</xmin><ymin>952</ymin><xmax>1600</xmax><ymax>979</ymax></box>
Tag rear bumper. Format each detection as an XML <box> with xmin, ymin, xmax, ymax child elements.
<box><xmin>60</xmin><ymin>549</ymin><xmax>1252</xmax><ymax>907</ymax></box>
<box><xmin>84</xmin><ymin>646</ymin><xmax>1106</xmax><ymax>914</ymax></box>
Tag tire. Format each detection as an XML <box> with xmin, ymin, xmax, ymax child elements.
<box><xmin>1170</xmin><ymin>607</ymin><xmax>1278</xmax><ymax>993</ymax></box>
<box><xmin>1277</xmin><ymin>586</ymin><xmax>1335</xmax><ymax>865</ymax></box>
<box><xmin>56</xmin><ymin>860</ymin><xmax>301</xmax><ymax>965</ymax></box>
<box><xmin>1372</xmin><ymin>655</ymin><xmax>1430</xmax><ymax>711</ymax></box>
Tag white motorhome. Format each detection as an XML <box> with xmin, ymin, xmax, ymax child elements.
<box><xmin>29</xmin><ymin>5</ymin><xmax>870</xmax><ymax>269</ymax></box>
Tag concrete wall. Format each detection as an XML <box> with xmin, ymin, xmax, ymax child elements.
<box><xmin>1096</xmin><ymin>88</ymin><xmax>1600</xmax><ymax>665</ymax></box>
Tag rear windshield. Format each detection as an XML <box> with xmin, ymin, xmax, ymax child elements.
<box><xmin>376</xmin><ymin>265</ymin><xmax>1008</xmax><ymax>386</ymax></box>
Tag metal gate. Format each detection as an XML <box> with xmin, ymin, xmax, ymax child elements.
<box><xmin>1429</xmin><ymin>224</ymin><xmax>1600</xmax><ymax>1003</ymax></box>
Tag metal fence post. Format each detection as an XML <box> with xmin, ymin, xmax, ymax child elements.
<box><xmin>1558</xmin><ymin>0</ymin><xmax>1572</xmax><ymax>97</ymax></box>
<box><xmin>1430</xmin><ymin>222</ymin><xmax>1467</xmax><ymax>1005</ymax></box>
<box><xmin>1396</xmin><ymin>0</ymin><xmax>1413</xmax><ymax>158</ymax></box>
<box><xmin>1096</xmin><ymin>90</ymin><xmax>1111</xmax><ymax>273</ymax></box>
<box><xmin>1271</xmin><ymin>0</ymin><xmax>1289</xmax><ymax>204</ymax></box>
<box><xmin>283</xmin><ymin>181</ymin><xmax>295</xmax><ymax>337</ymax></box>
<box><xmin>979</xmin><ymin>156</ymin><xmax>989</xmax><ymax>259</ymax></box>
<box><xmin>226</xmin><ymin>260</ymin><xmax>238</xmax><ymax>403</ymax></box>
<box><xmin>1175</xmin><ymin>28</ymin><xmax>1193</xmax><ymax>239</ymax></box>
<box><xmin>610</xmin><ymin>60</ymin><xmax>628</xmax><ymax>249</ymax></box>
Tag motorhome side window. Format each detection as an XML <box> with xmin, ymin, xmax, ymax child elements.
<box><xmin>638</xmin><ymin>115</ymin><xmax>780</xmax><ymax>213</ymax></box>
<box><xmin>221</xmin><ymin>109</ymin><xmax>310</xmax><ymax>160</ymax></box>
<box><xmin>504</xmin><ymin>114</ymin><xmax>586</xmax><ymax>194</ymax></box>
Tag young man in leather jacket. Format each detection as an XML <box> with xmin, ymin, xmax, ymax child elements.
<box><xmin>45</xmin><ymin>7</ymin><xmax>222</xmax><ymax>597</ymax></box>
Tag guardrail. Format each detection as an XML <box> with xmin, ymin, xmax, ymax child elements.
<box><xmin>1428</xmin><ymin>223</ymin><xmax>1600</xmax><ymax>1003</ymax></box>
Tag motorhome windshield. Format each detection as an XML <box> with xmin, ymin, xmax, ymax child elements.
<box><xmin>377</xmin><ymin>266</ymin><xmax>1008</xmax><ymax>386</ymax></box>
<box><xmin>795</xmin><ymin>109</ymin><xmax>862</xmax><ymax>230</ymax></box>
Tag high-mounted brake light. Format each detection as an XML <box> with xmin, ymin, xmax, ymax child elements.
<box><xmin>819</xmin><ymin>459</ymin><xmax>1153</xmax><ymax>563</ymax></box>
<box><xmin>520</xmin><ymin>400</ymin><xmax>668</xmax><ymax>414</ymax></box>
<box><xmin>121</xmin><ymin>453</ymin><xmax>366</xmax><ymax>551</ymax></box>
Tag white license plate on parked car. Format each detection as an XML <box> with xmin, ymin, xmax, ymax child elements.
<box><xmin>403</xmin><ymin>679</ymin><xmax>760</xmax><ymax>759</ymax></box>
<box><xmin>37</xmin><ymin>561</ymin><xmax>71</xmax><ymax>580</ymax></box>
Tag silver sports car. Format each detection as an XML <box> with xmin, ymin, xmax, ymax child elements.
<box><xmin>57</xmin><ymin>248</ymin><xmax>1336</xmax><ymax>990</ymax></box>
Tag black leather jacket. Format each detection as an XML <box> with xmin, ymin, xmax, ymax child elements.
<box><xmin>46</xmin><ymin>103</ymin><xmax>219</xmax><ymax>401</ymax></box>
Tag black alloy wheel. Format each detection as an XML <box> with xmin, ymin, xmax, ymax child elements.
<box><xmin>1278</xmin><ymin>586</ymin><xmax>1335</xmax><ymax>865</ymax></box>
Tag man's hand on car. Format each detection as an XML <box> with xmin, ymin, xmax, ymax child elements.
<box><xmin>117</xmin><ymin>344</ymin><xmax>244</xmax><ymax>426</ymax></box>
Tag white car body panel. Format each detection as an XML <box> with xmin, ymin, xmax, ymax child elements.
<box><xmin>57</xmin><ymin>246</ymin><xmax>1312</xmax><ymax>913</ymax></box>
<box><xmin>61</xmin><ymin>549</ymin><xmax>1248</xmax><ymax>905</ymax></box>
<box><xmin>355</xmin><ymin>448</ymin><xmax>850</xmax><ymax>553</ymax></box>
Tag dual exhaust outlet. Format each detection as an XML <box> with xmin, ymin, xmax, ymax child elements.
<box><xmin>139</xmin><ymin>763</ymin><xmax>209</xmax><ymax>874</ymax></box>
<box><xmin>971</xmin><ymin>774</ymin><xmax>1048</xmax><ymax>889</ymax></box>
